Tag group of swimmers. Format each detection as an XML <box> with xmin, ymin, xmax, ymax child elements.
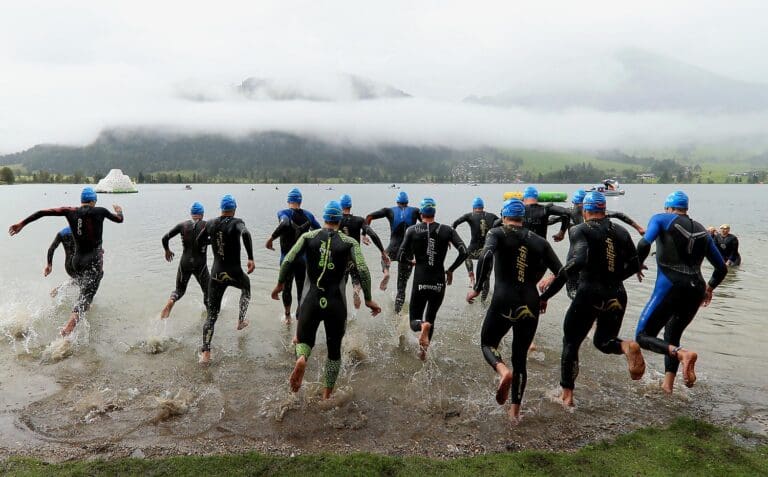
<box><xmin>7</xmin><ymin>184</ymin><xmax>731</xmax><ymax>423</ymax></box>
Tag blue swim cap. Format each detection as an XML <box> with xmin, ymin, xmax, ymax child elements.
<box><xmin>664</xmin><ymin>190</ymin><xmax>689</xmax><ymax>209</ymax></box>
<box><xmin>523</xmin><ymin>186</ymin><xmax>539</xmax><ymax>200</ymax></box>
<box><xmin>287</xmin><ymin>187</ymin><xmax>302</xmax><ymax>204</ymax></box>
<box><xmin>572</xmin><ymin>189</ymin><xmax>586</xmax><ymax>205</ymax></box>
<box><xmin>472</xmin><ymin>197</ymin><xmax>484</xmax><ymax>209</ymax></box>
<box><xmin>502</xmin><ymin>198</ymin><xmax>525</xmax><ymax>218</ymax></box>
<box><xmin>396</xmin><ymin>191</ymin><xmax>409</xmax><ymax>204</ymax></box>
<box><xmin>60</xmin><ymin>226</ymin><xmax>72</xmax><ymax>236</ymax></box>
<box><xmin>583</xmin><ymin>191</ymin><xmax>607</xmax><ymax>212</ymax></box>
<box><xmin>220</xmin><ymin>194</ymin><xmax>237</xmax><ymax>211</ymax></box>
<box><xmin>420</xmin><ymin>197</ymin><xmax>437</xmax><ymax>216</ymax></box>
<box><xmin>339</xmin><ymin>194</ymin><xmax>352</xmax><ymax>209</ymax></box>
<box><xmin>323</xmin><ymin>200</ymin><xmax>343</xmax><ymax>223</ymax></box>
<box><xmin>80</xmin><ymin>187</ymin><xmax>97</xmax><ymax>203</ymax></box>
<box><xmin>190</xmin><ymin>202</ymin><xmax>204</xmax><ymax>215</ymax></box>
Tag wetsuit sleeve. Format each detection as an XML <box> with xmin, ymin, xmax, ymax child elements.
<box><xmin>473</xmin><ymin>230</ymin><xmax>497</xmax><ymax>293</ymax></box>
<box><xmin>705</xmin><ymin>235</ymin><xmax>728</xmax><ymax>288</ymax></box>
<box><xmin>452</xmin><ymin>213</ymin><xmax>470</xmax><ymax>229</ymax></box>
<box><xmin>541</xmin><ymin>228</ymin><xmax>585</xmax><ymax>301</ymax></box>
<box><xmin>237</xmin><ymin>221</ymin><xmax>255</xmax><ymax>260</ymax></box>
<box><xmin>637</xmin><ymin>214</ymin><xmax>663</xmax><ymax>263</ymax></box>
<box><xmin>270</xmin><ymin>214</ymin><xmax>291</xmax><ymax>240</ymax></box>
<box><xmin>607</xmin><ymin>211</ymin><xmax>641</xmax><ymax>230</ymax></box>
<box><xmin>447</xmin><ymin>228</ymin><xmax>468</xmax><ymax>273</ymax></box>
<box><xmin>100</xmin><ymin>207</ymin><xmax>124</xmax><ymax>223</ymax></box>
<box><xmin>362</xmin><ymin>224</ymin><xmax>385</xmax><ymax>252</ymax></box>
<box><xmin>365</xmin><ymin>208</ymin><xmax>389</xmax><ymax>225</ymax></box>
<box><xmin>492</xmin><ymin>218</ymin><xmax>502</xmax><ymax>228</ymax></box>
<box><xmin>727</xmin><ymin>236</ymin><xmax>740</xmax><ymax>263</ymax></box>
<box><xmin>397</xmin><ymin>227</ymin><xmax>415</xmax><ymax>263</ymax></box>
<box><xmin>19</xmin><ymin>207</ymin><xmax>75</xmax><ymax>226</ymax></box>
<box><xmin>547</xmin><ymin>204</ymin><xmax>570</xmax><ymax>233</ymax></box>
<box><xmin>349</xmin><ymin>239</ymin><xmax>373</xmax><ymax>301</ymax></box>
<box><xmin>47</xmin><ymin>233</ymin><xmax>63</xmax><ymax>265</ymax></box>
<box><xmin>306</xmin><ymin>211</ymin><xmax>321</xmax><ymax>230</ymax></box>
<box><xmin>161</xmin><ymin>223</ymin><xmax>183</xmax><ymax>251</ymax></box>
<box><xmin>618</xmin><ymin>228</ymin><xmax>640</xmax><ymax>281</ymax></box>
<box><xmin>543</xmin><ymin>242</ymin><xmax>564</xmax><ymax>276</ymax></box>
<box><xmin>278</xmin><ymin>232</ymin><xmax>311</xmax><ymax>283</ymax></box>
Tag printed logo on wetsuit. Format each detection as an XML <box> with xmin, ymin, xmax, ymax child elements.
<box><xmin>426</xmin><ymin>229</ymin><xmax>436</xmax><ymax>267</ymax></box>
<box><xmin>516</xmin><ymin>245</ymin><xmax>528</xmax><ymax>282</ymax></box>
<box><xmin>502</xmin><ymin>305</ymin><xmax>535</xmax><ymax>321</ymax></box>
<box><xmin>318</xmin><ymin>239</ymin><xmax>334</xmax><ymax>270</ymax></box>
<box><xmin>418</xmin><ymin>283</ymin><xmax>443</xmax><ymax>293</ymax></box>
<box><xmin>606</xmin><ymin>237</ymin><xmax>616</xmax><ymax>273</ymax></box>
<box><xmin>77</xmin><ymin>218</ymin><xmax>83</xmax><ymax>236</ymax></box>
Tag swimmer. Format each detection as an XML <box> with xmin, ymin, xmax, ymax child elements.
<box><xmin>271</xmin><ymin>201</ymin><xmax>381</xmax><ymax>399</ymax></box>
<box><xmin>44</xmin><ymin>226</ymin><xmax>76</xmax><ymax>297</ymax></box>
<box><xmin>452</xmin><ymin>197</ymin><xmax>498</xmax><ymax>299</ymax></box>
<box><xmin>635</xmin><ymin>191</ymin><xmax>727</xmax><ymax>393</ymax></box>
<box><xmin>717</xmin><ymin>224</ymin><xmax>741</xmax><ymax>266</ymax></box>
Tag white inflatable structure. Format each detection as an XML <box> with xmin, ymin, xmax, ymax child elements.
<box><xmin>95</xmin><ymin>169</ymin><xmax>138</xmax><ymax>193</ymax></box>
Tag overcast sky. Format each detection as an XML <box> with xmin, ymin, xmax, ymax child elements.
<box><xmin>2</xmin><ymin>0</ymin><xmax>767</xmax><ymax>154</ymax></box>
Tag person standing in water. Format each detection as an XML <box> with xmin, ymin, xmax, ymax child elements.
<box><xmin>452</xmin><ymin>196</ymin><xmax>498</xmax><ymax>299</ymax></box>
<box><xmin>717</xmin><ymin>224</ymin><xmax>741</xmax><ymax>266</ymax></box>
<box><xmin>398</xmin><ymin>197</ymin><xmax>467</xmax><ymax>360</ymax></box>
<box><xmin>338</xmin><ymin>194</ymin><xmax>389</xmax><ymax>309</ymax></box>
<box><xmin>467</xmin><ymin>199</ymin><xmax>562</xmax><ymax>423</ymax></box>
<box><xmin>199</xmin><ymin>194</ymin><xmax>254</xmax><ymax>365</ymax></box>
<box><xmin>159</xmin><ymin>202</ymin><xmax>210</xmax><ymax>319</ymax></box>
<box><xmin>366</xmin><ymin>191</ymin><xmax>421</xmax><ymax>314</ymax></box>
<box><xmin>539</xmin><ymin>192</ymin><xmax>646</xmax><ymax>407</ymax></box>
<box><xmin>635</xmin><ymin>191</ymin><xmax>727</xmax><ymax>393</ymax></box>
<box><xmin>44</xmin><ymin>226</ymin><xmax>76</xmax><ymax>297</ymax></box>
<box><xmin>9</xmin><ymin>187</ymin><xmax>124</xmax><ymax>336</ymax></box>
<box><xmin>265</xmin><ymin>188</ymin><xmax>321</xmax><ymax>324</ymax></box>
<box><xmin>271</xmin><ymin>201</ymin><xmax>381</xmax><ymax>399</ymax></box>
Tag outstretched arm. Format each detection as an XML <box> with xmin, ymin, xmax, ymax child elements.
<box><xmin>102</xmin><ymin>205</ymin><xmax>124</xmax><ymax>223</ymax></box>
<box><xmin>362</xmin><ymin>223</ymin><xmax>385</xmax><ymax>253</ymax></box>
<box><xmin>46</xmin><ymin>233</ymin><xmax>63</xmax><ymax>266</ymax></box>
<box><xmin>447</xmin><ymin>228</ymin><xmax>469</xmax><ymax>273</ymax></box>
<box><xmin>607</xmin><ymin>211</ymin><xmax>644</xmax><ymax>235</ymax></box>
<box><xmin>452</xmin><ymin>213</ymin><xmax>470</xmax><ymax>229</ymax></box>
<box><xmin>277</xmin><ymin>232</ymin><xmax>310</xmax><ymax>284</ymax></box>
<box><xmin>9</xmin><ymin>207</ymin><xmax>75</xmax><ymax>236</ymax></box>
<box><xmin>162</xmin><ymin>223</ymin><xmax>183</xmax><ymax>252</ymax></box>
<box><xmin>365</xmin><ymin>208</ymin><xmax>388</xmax><ymax>226</ymax></box>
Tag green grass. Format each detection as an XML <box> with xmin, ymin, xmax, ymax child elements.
<box><xmin>1</xmin><ymin>418</ymin><xmax>766</xmax><ymax>476</ymax></box>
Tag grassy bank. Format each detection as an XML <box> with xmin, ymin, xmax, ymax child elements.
<box><xmin>1</xmin><ymin>418</ymin><xmax>766</xmax><ymax>476</ymax></box>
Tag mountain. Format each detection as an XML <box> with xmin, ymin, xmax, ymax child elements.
<box><xmin>176</xmin><ymin>74</ymin><xmax>410</xmax><ymax>103</ymax></box>
<box><xmin>466</xmin><ymin>48</ymin><xmax>768</xmax><ymax>112</ymax></box>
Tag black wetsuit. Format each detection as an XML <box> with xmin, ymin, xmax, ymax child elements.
<box><xmin>493</xmin><ymin>203</ymin><xmax>569</xmax><ymax>239</ymax></box>
<box><xmin>271</xmin><ymin>208</ymin><xmax>321</xmax><ymax>311</ymax></box>
<box><xmin>201</xmin><ymin>216</ymin><xmax>254</xmax><ymax>352</ymax></box>
<box><xmin>718</xmin><ymin>234</ymin><xmax>741</xmax><ymax>266</ymax></box>
<box><xmin>635</xmin><ymin>213</ymin><xmax>727</xmax><ymax>375</ymax></box>
<box><xmin>452</xmin><ymin>210</ymin><xmax>499</xmax><ymax>299</ymax></box>
<box><xmin>279</xmin><ymin>228</ymin><xmax>372</xmax><ymax>389</ymax></box>
<box><xmin>475</xmin><ymin>224</ymin><xmax>562</xmax><ymax>404</ymax></box>
<box><xmin>162</xmin><ymin>219</ymin><xmax>210</xmax><ymax>305</ymax></box>
<box><xmin>19</xmin><ymin>206</ymin><xmax>124</xmax><ymax>313</ymax></box>
<box><xmin>340</xmin><ymin>213</ymin><xmax>385</xmax><ymax>287</ymax></box>
<box><xmin>47</xmin><ymin>228</ymin><xmax>76</xmax><ymax>278</ymax></box>
<box><xmin>397</xmin><ymin>222</ymin><xmax>467</xmax><ymax>339</ymax></box>
<box><xmin>367</xmin><ymin>205</ymin><xmax>421</xmax><ymax>313</ymax></box>
<box><xmin>540</xmin><ymin>218</ymin><xmax>640</xmax><ymax>390</ymax></box>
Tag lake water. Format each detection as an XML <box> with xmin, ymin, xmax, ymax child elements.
<box><xmin>0</xmin><ymin>183</ymin><xmax>766</xmax><ymax>458</ymax></box>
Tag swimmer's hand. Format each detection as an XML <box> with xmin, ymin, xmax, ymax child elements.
<box><xmin>381</xmin><ymin>252</ymin><xmax>391</xmax><ymax>266</ymax></box>
<box><xmin>538</xmin><ymin>274</ymin><xmax>556</xmax><ymax>293</ymax></box>
<box><xmin>247</xmin><ymin>260</ymin><xmax>255</xmax><ymax>274</ymax></box>
<box><xmin>702</xmin><ymin>285</ymin><xmax>714</xmax><ymax>307</ymax></box>
<box><xmin>362</xmin><ymin>235</ymin><xmax>371</xmax><ymax>246</ymax></box>
<box><xmin>270</xmin><ymin>283</ymin><xmax>284</xmax><ymax>300</ymax></box>
<box><xmin>8</xmin><ymin>222</ymin><xmax>23</xmax><ymax>236</ymax></box>
<box><xmin>44</xmin><ymin>264</ymin><xmax>52</xmax><ymax>277</ymax></box>
<box><xmin>552</xmin><ymin>231</ymin><xmax>565</xmax><ymax>242</ymax></box>
<box><xmin>635</xmin><ymin>225</ymin><xmax>646</xmax><ymax>235</ymax></box>
<box><xmin>539</xmin><ymin>299</ymin><xmax>548</xmax><ymax>314</ymax></box>
<box><xmin>265</xmin><ymin>238</ymin><xmax>275</xmax><ymax>251</ymax></box>
<box><xmin>466</xmin><ymin>289</ymin><xmax>480</xmax><ymax>304</ymax></box>
<box><xmin>365</xmin><ymin>300</ymin><xmax>381</xmax><ymax>317</ymax></box>
<box><xmin>113</xmin><ymin>204</ymin><xmax>123</xmax><ymax>215</ymax></box>
<box><xmin>165</xmin><ymin>249</ymin><xmax>174</xmax><ymax>262</ymax></box>
<box><xmin>445</xmin><ymin>270</ymin><xmax>453</xmax><ymax>286</ymax></box>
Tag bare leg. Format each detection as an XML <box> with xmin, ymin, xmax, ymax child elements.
<box><xmin>353</xmin><ymin>285</ymin><xmax>362</xmax><ymax>310</ymax></box>
<box><xmin>60</xmin><ymin>311</ymin><xmax>79</xmax><ymax>337</ymax></box>
<box><xmin>621</xmin><ymin>340</ymin><xmax>646</xmax><ymax>380</ymax></box>
<box><xmin>160</xmin><ymin>299</ymin><xmax>175</xmax><ymax>319</ymax></box>
<box><xmin>417</xmin><ymin>322</ymin><xmax>431</xmax><ymax>361</ymax></box>
<box><xmin>494</xmin><ymin>362</ymin><xmax>513</xmax><ymax>405</ymax></box>
<box><xmin>379</xmin><ymin>269</ymin><xmax>390</xmax><ymax>291</ymax></box>
<box><xmin>290</xmin><ymin>355</ymin><xmax>307</xmax><ymax>392</ymax></box>
<box><xmin>283</xmin><ymin>306</ymin><xmax>292</xmax><ymax>325</ymax></box>
<box><xmin>662</xmin><ymin>372</ymin><xmax>676</xmax><ymax>394</ymax></box>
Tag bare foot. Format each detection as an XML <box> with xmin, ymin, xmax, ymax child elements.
<box><xmin>560</xmin><ymin>388</ymin><xmax>575</xmax><ymax>408</ymax></box>
<box><xmin>160</xmin><ymin>300</ymin><xmax>174</xmax><ymax>319</ymax></box>
<box><xmin>496</xmin><ymin>370</ymin><xmax>513</xmax><ymax>405</ymax></box>
<box><xmin>528</xmin><ymin>341</ymin><xmax>537</xmax><ymax>352</ymax></box>
<box><xmin>199</xmin><ymin>350</ymin><xmax>211</xmax><ymax>365</ymax></box>
<box><xmin>282</xmin><ymin>312</ymin><xmax>292</xmax><ymax>325</ymax></box>
<box><xmin>322</xmin><ymin>387</ymin><xmax>333</xmax><ymax>400</ymax></box>
<box><xmin>289</xmin><ymin>356</ymin><xmax>307</xmax><ymax>392</ymax></box>
<box><xmin>417</xmin><ymin>347</ymin><xmax>427</xmax><ymax>361</ymax></box>
<box><xmin>468</xmin><ymin>272</ymin><xmax>476</xmax><ymax>288</ymax></box>
<box><xmin>662</xmin><ymin>373</ymin><xmax>675</xmax><ymax>394</ymax></box>
<box><xmin>622</xmin><ymin>341</ymin><xmax>646</xmax><ymax>380</ymax></box>
<box><xmin>50</xmin><ymin>287</ymin><xmax>59</xmax><ymax>298</ymax></box>
<box><xmin>237</xmin><ymin>320</ymin><xmax>249</xmax><ymax>331</ymax></box>
<box><xmin>418</xmin><ymin>322</ymin><xmax>431</xmax><ymax>349</ymax></box>
<box><xmin>508</xmin><ymin>404</ymin><xmax>521</xmax><ymax>425</ymax></box>
<box><xmin>677</xmin><ymin>349</ymin><xmax>698</xmax><ymax>387</ymax></box>
<box><xmin>60</xmin><ymin>316</ymin><xmax>78</xmax><ymax>337</ymax></box>
<box><xmin>353</xmin><ymin>290</ymin><xmax>361</xmax><ymax>309</ymax></box>
<box><xmin>379</xmin><ymin>272</ymin><xmax>390</xmax><ymax>291</ymax></box>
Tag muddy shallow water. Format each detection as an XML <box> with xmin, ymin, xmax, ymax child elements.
<box><xmin>1</xmin><ymin>184</ymin><xmax>766</xmax><ymax>460</ymax></box>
